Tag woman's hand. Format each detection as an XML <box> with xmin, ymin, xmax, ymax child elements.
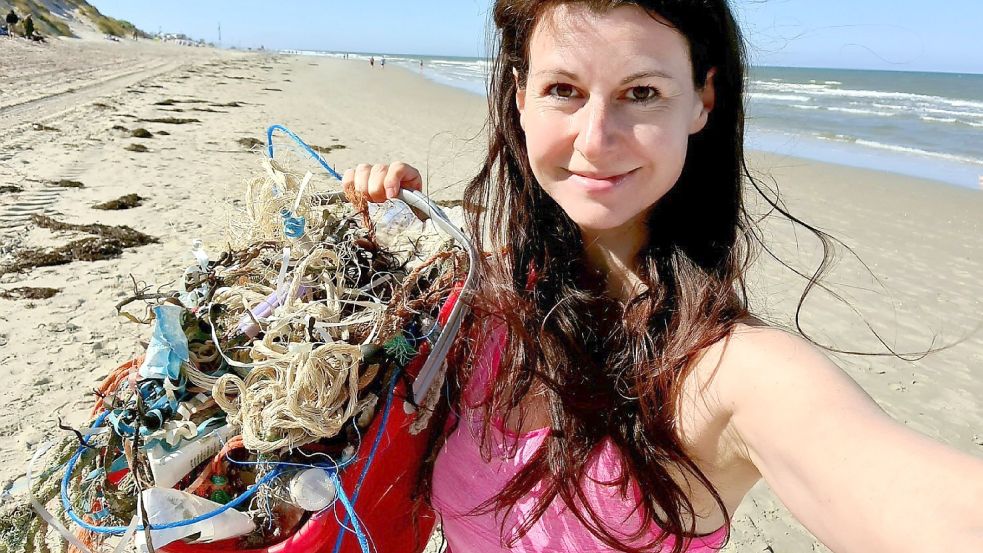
<box><xmin>341</xmin><ymin>162</ymin><xmax>423</xmax><ymax>203</ymax></box>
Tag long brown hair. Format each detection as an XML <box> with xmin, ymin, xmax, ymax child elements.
<box><xmin>421</xmin><ymin>2</ymin><xmax>755</xmax><ymax>552</ymax></box>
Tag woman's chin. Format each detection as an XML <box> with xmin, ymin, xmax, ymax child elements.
<box><xmin>562</xmin><ymin>205</ymin><xmax>641</xmax><ymax>233</ymax></box>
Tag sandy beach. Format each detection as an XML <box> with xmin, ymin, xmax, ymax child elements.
<box><xmin>1</xmin><ymin>36</ymin><xmax>981</xmax><ymax>552</ymax></box>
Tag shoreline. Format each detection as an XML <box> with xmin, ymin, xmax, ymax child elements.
<box><xmin>0</xmin><ymin>41</ymin><xmax>981</xmax><ymax>553</ymax></box>
<box><xmin>297</xmin><ymin>51</ymin><xmax>983</xmax><ymax>190</ymax></box>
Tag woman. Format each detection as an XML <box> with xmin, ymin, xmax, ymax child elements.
<box><xmin>342</xmin><ymin>1</ymin><xmax>983</xmax><ymax>551</ymax></box>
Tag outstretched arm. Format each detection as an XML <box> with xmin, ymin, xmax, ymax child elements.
<box><xmin>721</xmin><ymin>327</ymin><xmax>983</xmax><ymax>553</ymax></box>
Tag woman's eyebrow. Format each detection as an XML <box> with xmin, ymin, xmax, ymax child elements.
<box><xmin>619</xmin><ymin>70</ymin><xmax>674</xmax><ymax>84</ymax></box>
<box><xmin>531</xmin><ymin>69</ymin><xmax>674</xmax><ymax>83</ymax></box>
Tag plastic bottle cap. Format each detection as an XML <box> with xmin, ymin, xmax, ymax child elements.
<box><xmin>210</xmin><ymin>489</ymin><xmax>232</xmax><ymax>504</ymax></box>
<box><xmin>210</xmin><ymin>474</ymin><xmax>229</xmax><ymax>487</ymax></box>
<box><xmin>289</xmin><ymin>468</ymin><xmax>336</xmax><ymax>511</ymax></box>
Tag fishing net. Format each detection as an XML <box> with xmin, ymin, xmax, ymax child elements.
<box><xmin>6</xmin><ymin>126</ymin><xmax>475</xmax><ymax>553</ymax></box>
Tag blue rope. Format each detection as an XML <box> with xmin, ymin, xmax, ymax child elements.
<box><xmin>60</xmin><ymin>412</ymin><xmax>283</xmax><ymax>535</ymax></box>
<box><xmin>330</xmin><ymin>368</ymin><xmax>402</xmax><ymax>553</ymax></box>
<box><xmin>265</xmin><ymin>124</ymin><xmax>343</xmax><ymax>180</ymax></box>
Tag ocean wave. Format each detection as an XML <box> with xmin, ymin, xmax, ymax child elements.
<box><xmin>791</xmin><ymin>104</ymin><xmax>820</xmax><ymax>110</ymax></box>
<box><xmin>814</xmin><ymin>133</ymin><xmax>983</xmax><ymax>165</ymax></box>
<box><xmin>751</xmin><ymin>81</ymin><xmax>983</xmax><ymax>112</ymax></box>
<box><xmin>920</xmin><ymin>116</ymin><xmax>958</xmax><ymax>124</ymax></box>
<box><xmin>853</xmin><ymin>139</ymin><xmax>983</xmax><ymax>165</ymax></box>
<box><xmin>749</xmin><ymin>93</ymin><xmax>811</xmax><ymax>102</ymax></box>
<box><xmin>826</xmin><ymin>107</ymin><xmax>896</xmax><ymax>117</ymax></box>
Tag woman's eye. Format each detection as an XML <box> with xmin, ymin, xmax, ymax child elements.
<box><xmin>626</xmin><ymin>86</ymin><xmax>659</xmax><ymax>102</ymax></box>
<box><xmin>547</xmin><ymin>83</ymin><xmax>578</xmax><ymax>99</ymax></box>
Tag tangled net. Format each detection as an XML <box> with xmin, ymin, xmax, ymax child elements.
<box><xmin>4</xmin><ymin>136</ymin><xmax>471</xmax><ymax>553</ymax></box>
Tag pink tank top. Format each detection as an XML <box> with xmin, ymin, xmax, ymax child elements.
<box><xmin>430</xmin><ymin>325</ymin><xmax>728</xmax><ymax>552</ymax></box>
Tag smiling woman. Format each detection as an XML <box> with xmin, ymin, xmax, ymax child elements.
<box><xmin>341</xmin><ymin>1</ymin><xmax>983</xmax><ymax>552</ymax></box>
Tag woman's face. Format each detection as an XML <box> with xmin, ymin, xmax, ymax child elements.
<box><xmin>517</xmin><ymin>4</ymin><xmax>715</xmax><ymax>233</ymax></box>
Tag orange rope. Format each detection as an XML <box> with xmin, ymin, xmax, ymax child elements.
<box><xmin>90</xmin><ymin>356</ymin><xmax>144</xmax><ymax>417</ymax></box>
<box><xmin>185</xmin><ymin>434</ymin><xmax>245</xmax><ymax>496</ymax></box>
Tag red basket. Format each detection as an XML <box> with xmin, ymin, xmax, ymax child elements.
<box><xmin>161</xmin><ymin>375</ymin><xmax>438</xmax><ymax>553</ymax></box>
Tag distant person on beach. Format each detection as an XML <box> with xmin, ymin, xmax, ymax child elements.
<box><xmin>381</xmin><ymin>57</ymin><xmax>385</xmax><ymax>68</ymax></box>
<box><xmin>370</xmin><ymin>56</ymin><xmax>375</xmax><ymax>67</ymax></box>
<box><xmin>345</xmin><ymin>1</ymin><xmax>983</xmax><ymax>552</ymax></box>
<box><xmin>22</xmin><ymin>14</ymin><xmax>33</xmax><ymax>39</ymax></box>
<box><xmin>5</xmin><ymin>9</ymin><xmax>17</xmax><ymax>37</ymax></box>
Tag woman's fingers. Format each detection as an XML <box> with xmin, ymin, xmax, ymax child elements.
<box><xmin>367</xmin><ymin>164</ymin><xmax>390</xmax><ymax>202</ymax></box>
<box><xmin>346</xmin><ymin>162</ymin><xmax>423</xmax><ymax>203</ymax></box>
<box><xmin>385</xmin><ymin>162</ymin><xmax>423</xmax><ymax>197</ymax></box>
<box><xmin>354</xmin><ymin>163</ymin><xmax>373</xmax><ymax>197</ymax></box>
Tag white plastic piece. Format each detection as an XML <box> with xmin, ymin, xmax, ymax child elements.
<box><xmin>289</xmin><ymin>468</ymin><xmax>337</xmax><ymax>511</ymax></box>
<box><xmin>146</xmin><ymin>425</ymin><xmax>236</xmax><ymax>489</ymax></box>
<box><xmin>133</xmin><ymin>488</ymin><xmax>256</xmax><ymax>552</ymax></box>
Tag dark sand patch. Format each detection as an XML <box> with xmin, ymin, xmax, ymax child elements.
<box><xmin>124</xmin><ymin>144</ymin><xmax>149</xmax><ymax>153</ymax></box>
<box><xmin>0</xmin><ymin>185</ymin><xmax>23</xmax><ymax>194</ymax></box>
<box><xmin>156</xmin><ymin>130</ymin><xmax>171</xmax><ymax>136</ymax></box>
<box><xmin>93</xmin><ymin>194</ymin><xmax>145</xmax><ymax>210</ymax></box>
<box><xmin>130</xmin><ymin>128</ymin><xmax>153</xmax><ymax>138</ymax></box>
<box><xmin>31</xmin><ymin>123</ymin><xmax>59</xmax><ymax>132</ymax></box>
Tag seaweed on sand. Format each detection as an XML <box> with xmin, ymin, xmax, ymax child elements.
<box><xmin>0</xmin><ymin>287</ymin><xmax>60</xmax><ymax>300</ymax></box>
<box><xmin>238</xmin><ymin>137</ymin><xmax>264</xmax><ymax>150</ymax></box>
<box><xmin>0</xmin><ymin>215</ymin><xmax>157</xmax><ymax>275</ymax></box>
<box><xmin>93</xmin><ymin>194</ymin><xmax>145</xmax><ymax>210</ymax></box>
<box><xmin>137</xmin><ymin>117</ymin><xmax>200</xmax><ymax>125</ymax></box>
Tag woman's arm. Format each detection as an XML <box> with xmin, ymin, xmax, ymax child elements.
<box><xmin>720</xmin><ymin>326</ymin><xmax>983</xmax><ymax>553</ymax></box>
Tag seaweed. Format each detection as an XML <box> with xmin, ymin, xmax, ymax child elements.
<box><xmin>0</xmin><ymin>287</ymin><xmax>60</xmax><ymax>300</ymax></box>
<box><xmin>137</xmin><ymin>117</ymin><xmax>200</xmax><ymax>125</ymax></box>
<box><xmin>131</xmin><ymin>128</ymin><xmax>153</xmax><ymax>138</ymax></box>
<box><xmin>125</xmin><ymin>143</ymin><xmax>149</xmax><ymax>153</ymax></box>
<box><xmin>309</xmin><ymin>143</ymin><xmax>347</xmax><ymax>155</ymax></box>
<box><xmin>50</xmin><ymin>179</ymin><xmax>84</xmax><ymax>188</ymax></box>
<box><xmin>238</xmin><ymin>137</ymin><xmax>264</xmax><ymax>150</ymax></box>
<box><xmin>0</xmin><ymin>185</ymin><xmax>23</xmax><ymax>194</ymax></box>
<box><xmin>0</xmin><ymin>215</ymin><xmax>157</xmax><ymax>274</ymax></box>
<box><xmin>93</xmin><ymin>194</ymin><xmax>145</xmax><ymax>210</ymax></box>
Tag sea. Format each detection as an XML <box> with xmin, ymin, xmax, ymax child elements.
<box><xmin>285</xmin><ymin>50</ymin><xmax>983</xmax><ymax>190</ymax></box>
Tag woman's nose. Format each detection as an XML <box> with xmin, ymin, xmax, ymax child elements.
<box><xmin>572</xmin><ymin>97</ymin><xmax>619</xmax><ymax>162</ymax></box>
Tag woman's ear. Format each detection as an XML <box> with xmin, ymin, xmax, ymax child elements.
<box><xmin>689</xmin><ymin>67</ymin><xmax>716</xmax><ymax>135</ymax></box>
<box><xmin>514</xmin><ymin>67</ymin><xmax>526</xmax><ymax>131</ymax></box>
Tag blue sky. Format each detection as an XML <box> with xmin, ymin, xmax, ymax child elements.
<box><xmin>90</xmin><ymin>0</ymin><xmax>981</xmax><ymax>74</ymax></box>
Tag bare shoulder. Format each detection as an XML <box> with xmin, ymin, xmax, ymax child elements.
<box><xmin>687</xmin><ymin>317</ymin><xmax>859</xmax><ymax>413</ymax></box>
<box><xmin>678</xmin><ymin>318</ymin><xmax>873</xmax><ymax>467</ymax></box>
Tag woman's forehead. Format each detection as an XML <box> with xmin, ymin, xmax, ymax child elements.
<box><xmin>528</xmin><ymin>3</ymin><xmax>692</xmax><ymax>80</ymax></box>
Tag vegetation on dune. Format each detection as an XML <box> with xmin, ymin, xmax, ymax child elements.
<box><xmin>0</xmin><ymin>0</ymin><xmax>149</xmax><ymax>38</ymax></box>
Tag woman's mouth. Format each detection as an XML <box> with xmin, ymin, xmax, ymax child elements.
<box><xmin>567</xmin><ymin>169</ymin><xmax>636</xmax><ymax>193</ymax></box>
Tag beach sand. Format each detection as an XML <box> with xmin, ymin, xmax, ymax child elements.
<box><xmin>1</xmin><ymin>38</ymin><xmax>980</xmax><ymax>552</ymax></box>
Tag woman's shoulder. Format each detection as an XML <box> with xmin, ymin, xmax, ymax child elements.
<box><xmin>678</xmin><ymin>318</ymin><xmax>825</xmax><ymax>451</ymax></box>
<box><xmin>686</xmin><ymin>317</ymin><xmax>824</xmax><ymax>410</ymax></box>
